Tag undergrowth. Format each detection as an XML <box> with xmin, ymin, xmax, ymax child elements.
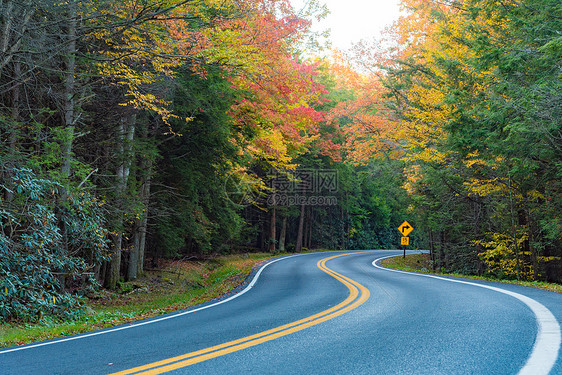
<box><xmin>382</xmin><ymin>253</ymin><xmax>562</xmax><ymax>294</ymax></box>
<box><xmin>0</xmin><ymin>253</ymin><xmax>272</xmax><ymax>348</ymax></box>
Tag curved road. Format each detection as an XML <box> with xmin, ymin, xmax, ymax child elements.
<box><xmin>1</xmin><ymin>250</ymin><xmax>561</xmax><ymax>374</ymax></box>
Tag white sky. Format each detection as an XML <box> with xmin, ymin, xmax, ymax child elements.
<box><xmin>293</xmin><ymin>0</ymin><xmax>402</xmax><ymax>51</ymax></box>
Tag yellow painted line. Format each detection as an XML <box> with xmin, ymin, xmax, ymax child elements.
<box><xmin>109</xmin><ymin>252</ymin><xmax>370</xmax><ymax>375</ymax></box>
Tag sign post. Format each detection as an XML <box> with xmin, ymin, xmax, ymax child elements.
<box><xmin>397</xmin><ymin>221</ymin><xmax>414</xmax><ymax>258</ymax></box>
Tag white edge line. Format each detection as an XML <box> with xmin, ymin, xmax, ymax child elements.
<box><xmin>0</xmin><ymin>253</ymin><xmax>309</xmax><ymax>354</ymax></box>
<box><xmin>372</xmin><ymin>254</ymin><xmax>561</xmax><ymax>375</ymax></box>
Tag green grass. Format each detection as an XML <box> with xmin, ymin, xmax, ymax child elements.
<box><xmin>0</xmin><ymin>253</ymin><xmax>274</xmax><ymax>348</ymax></box>
<box><xmin>381</xmin><ymin>253</ymin><xmax>562</xmax><ymax>294</ymax></box>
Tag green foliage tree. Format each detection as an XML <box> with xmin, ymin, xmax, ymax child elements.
<box><xmin>151</xmin><ymin>67</ymin><xmax>246</xmax><ymax>257</ymax></box>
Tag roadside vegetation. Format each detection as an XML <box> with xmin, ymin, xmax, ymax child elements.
<box><xmin>382</xmin><ymin>254</ymin><xmax>562</xmax><ymax>295</ymax></box>
<box><xmin>0</xmin><ymin>253</ymin><xmax>272</xmax><ymax>348</ymax></box>
<box><xmin>3</xmin><ymin>250</ymin><xmax>561</xmax><ymax>348</ymax></box>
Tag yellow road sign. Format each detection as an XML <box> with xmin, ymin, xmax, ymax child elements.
<box><xmin>400</xmin><ymin>236</ymin><xmax>410</xmax><ymax>246</ymax></box>
<box><xmin>398</xmin><ymin>221</ymin><xmax>413</xmax><ymax>236</ymax></box>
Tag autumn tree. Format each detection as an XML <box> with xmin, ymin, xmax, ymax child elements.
<box><xmin>374</xmin><ymin>0</ymin><xmax>562</xmax><ymax>280</ymax></box>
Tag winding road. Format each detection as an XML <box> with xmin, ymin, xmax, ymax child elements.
<box><xmin>1</xmin><ymin>250</ymin><xmax>561</xmax><ymax>374</ymax></box>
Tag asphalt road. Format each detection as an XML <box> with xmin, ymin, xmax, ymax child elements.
<box><xmin>1</xmin><ymin>250</ymin><xmax>561</xmax><ymax>374</ymax></box>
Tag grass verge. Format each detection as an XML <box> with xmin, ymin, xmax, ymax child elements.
<box><xmin>381</xmin><ymin>253</ymin><xmax>562</xmax><ymax>294</ymax></box>
<box><xmin>0</xmin><ymin>253</ymin><xmax>274</xmax><ymax>349</ymax></box>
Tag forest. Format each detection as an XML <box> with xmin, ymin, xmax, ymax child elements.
<box><xmin>0</xmin><ymin>0</ymin><xmax>560</xmax><ymax>322</ymax></box>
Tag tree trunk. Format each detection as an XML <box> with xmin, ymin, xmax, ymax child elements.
<box><xmin>137</xmin><ymin>181</ymin><xmax>150</xmax><ymax>276</ymax></box>
<box><xmin>519</xmin><ymin>208</ymin><xmax>536</xmax><ymax>280</ymax></box>
<box><xmin>257</xmin><ymin>215</ymin><xmax>264</xmax><ymax>251</ymax></box>
<box><xmin>4</xmin><ymin>57</ymin><xmax>21</xmax><ymax>202</ymax></box>
<box><xmin>303</xmin><ymin>206</ymin><xmax>309</xmax><ymax>251</ymax></box>
<box><xmin>128</xmin><ymin>158</ymin><xmax>152</xmax><ymax>280</ymax></box>
<box><xmin>61</xmin><ymin>1</ymin><xmax>77</xmax><ymax>186</ymax></box>
<box><xmin>527</xmin><ymin>210</ymin><xmax>540</xmax><ymax>281</ymax></box>
<box><xmin>128</xmin><ymin>160</ymin><xmax>152</xmax><ymax>280</ymax></box>
<box><xmin>107</xmin><ymin>232</ymin><xmax>123</xmax><ymax>289</ymax></box>
<box><xmin>278</xmin><ymin>215</ymin><xmax>287</xmax><ymax>252</ymax></box>
<box><xmin>106</xmin><ymin>115</ymin><xmax>135</xmax><ymax>289</ymax></box>
<box><xmin>0</xmin><ymin>1</ymin><xmax>34</xmax><ymax>73</ymax></box>
<box><xmin>268</xmin><ymin>206</ymin><xmax>276</xmax><ymax>252</ymax></box>
<box><xmin>439</xmin><ymin>231</ymin><xmax>446</xmax><ymax>270</ymax></box>
<box><xmin>128</xmin><ymin>219</ymin><xmax>141</xmax><ymax>281</ymax></box>
<box><xmin>340</xmin><ymin>206</ymin><xmax>345</xmax><ymax>250</ymax></box>
<box><xmin>55</xmin><ymin>1</ymin><xmax>78</xmax><ymax>291</ymax></box>
<box><xmin>507</xmin><ymin>175</ymin><xmax>521</xmax><ymax>280</ymax></box>
<box><xmin>473</xmin><ymin>201</ymin><xmax>484</xmax><ymax>276</ymax></box>
<box><xmin>429</xmin><ymin>229</ymin><xmax>436</xmax><ymax>271</ymax></box>
<box><xmin>307</xmin><ymin>208</ymin><xmax>313</xmax><ymax>249</ymax></box>
<box><xmin>295</xmin><ymin>203</ymin><xmax>305</xmax><ymax>252</ymax></box>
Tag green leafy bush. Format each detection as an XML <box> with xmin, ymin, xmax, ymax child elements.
<box><xmin>0</xmin><ymin>168</ymin><xmax>108</xmax><ymax>322</ymax></box>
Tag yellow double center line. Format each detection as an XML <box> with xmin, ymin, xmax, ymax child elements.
<box><xmin>110</xmin><ymin>252</ymin><xmax>370</xmax><ymax>375</ymax></box>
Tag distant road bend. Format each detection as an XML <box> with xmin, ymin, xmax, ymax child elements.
<box><xmin>1</xmin><ymin>250</ymin><xmax>561</xmax><ymax>374</ymax></box>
